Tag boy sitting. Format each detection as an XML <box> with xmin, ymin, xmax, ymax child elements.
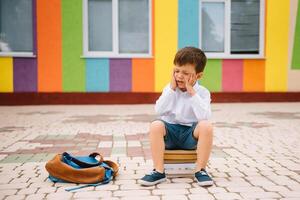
<box><xmin>139</xmin><ymin>47</ymin><xmax>213</xmax><ymax>187</ymax></box>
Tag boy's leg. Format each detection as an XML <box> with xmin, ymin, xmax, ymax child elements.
<box><xmin>193</xmin><ymin>120</ymin><xmax>213</xmax><ymax>171</ymax></box>
<box><xmin>149</xmin><ymin>120</ymin><xmax>166</xmax><ymax>173</ymax></box>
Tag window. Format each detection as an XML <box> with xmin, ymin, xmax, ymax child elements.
<box><xmin>0</xmin><ymin>0</ymin><xmax>33</xmax><ymax>57</ymax></box>
<box><xmin>200</xmin><ymin>0</ymin><xmax>265</xmax><ymax>58</ymax></box>
<box><xmin>83</xmin><ymin>0</ymin><xmax>151</xmax><ymax>58</ymax></box>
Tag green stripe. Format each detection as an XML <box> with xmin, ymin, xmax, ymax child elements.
<box><xmin>292</xmin><ymin>3</ymin><xmax>300</xmax><ymax>69</ymax></box>
<box><xmin>62</xmin><ymin>0</ymin><xmax>85</xmax><ymax>91</ymax></box>
<box><xmin>200</xmin><ymin>59</ymin><xmax>222</xmax><ymax>92</ymax></box>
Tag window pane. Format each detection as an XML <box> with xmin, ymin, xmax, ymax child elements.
<box><xmin>119</xmin><ymin>0</ymin><xmax>149</xmax><ymax>54</ymax></box>
<box><xmin>88</xmin><ymin>0</ymin><xmax>112</xmax><ymax>51</ymax></box>
<box><xmin>201</xmin><ymin>2</ymin><xmax>225</xmax><ymax>52</ymax></box>
<box><xmin>231</xmin><ymin>0</ymin><xmax>260</xmax><ymax>54</ymax></box>
<box><xmin>0</xmin><ymin>0</ymin><xmax>33</xmax><ymax>52</ymax></box>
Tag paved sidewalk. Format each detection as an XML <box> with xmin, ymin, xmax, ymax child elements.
<box><xmin>0</xmin><ymin>103</ymin><xmax>299</xmax><ymax>200</ymax></box>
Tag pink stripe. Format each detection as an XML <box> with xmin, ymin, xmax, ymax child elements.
<box><xmin>222</xmin><ymin>60</ymin><xmax>243</xmax><ymax>91</ymax></box>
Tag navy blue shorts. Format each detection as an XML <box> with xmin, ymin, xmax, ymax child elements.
<box><xmin>158</xmin><ymin>120</ymin><xmax>198</xmax><ymax>150</ymax></box>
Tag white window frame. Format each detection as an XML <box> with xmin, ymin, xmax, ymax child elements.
<box><xmin>0</xmin><ymin>52</ymin><xmax>35</xmax><ymax>57</ymax></box>
<box><xmin>83</xmin><ymin>0</ymin><xmax>152</xmax><ymax>58</ymax></box>
<box><xmin>199</xmin><ymin>0</ymin><xmax>265</xmax><ymax>59</ymax></box>
<box><xmin>0</xmin><ymin>0</ymin><xmax>34</xmax><ymax>58</ymax></box>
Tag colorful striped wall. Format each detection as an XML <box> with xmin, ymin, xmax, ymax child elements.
<box><xmin>0</xmin><ymin>0</ymin><xmax>299</xmax><ymax>93</ymax></box>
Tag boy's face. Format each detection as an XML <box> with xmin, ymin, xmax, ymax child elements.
<box><xmin>173</xmin><ymin>64</ymin><xmax>203</xmax><ymax>90</ymax></box>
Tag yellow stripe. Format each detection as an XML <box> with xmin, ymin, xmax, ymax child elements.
<box><xmin>0</xmin><ymin>57</ymin><xmax>13</xmax><ymax>92</ymax></box>
<box><xmin>265</xmin><ymin>0</ymin><xmax>289</xmax><ymax>91</ymax></box>
<box><xmin>154</xmin><ymin>0</ymin><xmax>178</xmax><ymax>92</ymax></box>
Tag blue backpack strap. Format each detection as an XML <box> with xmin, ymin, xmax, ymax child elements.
<box><xmin>65</xmin><ymin>177</ymin><xmax>112</xmax><ymax>192</ymax></box>
<box><xmin>62</xmin><ymin>152</ymin><xmax>103</xmax><ymax>168</ymax></box>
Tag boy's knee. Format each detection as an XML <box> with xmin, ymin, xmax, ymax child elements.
<box><xmin>198</xmin><ymin>120</ymin><xmax>213</xmax><ymax>134</ymax></box>
<box><xmin>150</xmin><ymin>120</ymin><xmax>164</xmax><ymax>129</ymax></box>
<box><xmin>149</xmin><ymin>120</ymin><xmax>165</xmax><ymax>135</ymax></box>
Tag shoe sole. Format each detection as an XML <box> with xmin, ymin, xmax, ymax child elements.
<box><xmin>197</xmin><ymin>180</ymin><xmax>214</xmax><ymax>187</ymax></box>
<box><xmin>138</xmin><ymin>178</ymin><xmax>167</xmax><ymax>186</ymax></box>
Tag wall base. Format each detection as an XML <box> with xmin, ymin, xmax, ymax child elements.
<box><xmin>0</xmin><ymin>92</ymin><xmax>300</xmax><ymax>105</ymax></box>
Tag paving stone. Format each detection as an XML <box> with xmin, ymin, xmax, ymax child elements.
<box><xmin>212</xmin><ymin>172</ymin><xmax>229</xmax><ymax>178</ymax></box>
<box><xmin>161</xmin><ymin>195</ymin><xmax>188</xmax><ymax>200</ymax></box>
<box><xmin>98</xmin><ymin>141</ymin><xmax>112</xmax><ymax>148</ymax></box>
<box><xmin>17</xmin><ymin>187</ymin><xmax>38</xmax><ymax>195</ymax></box>
<box><xmin>214</xmin><ymin>192</ymin><xmax>242</xmax><ymax>200</ymax></box>
<box><xmin>113</xmin><ymin>190</ymin><xmax>151</xmax><ymax>197</ymax></box>
<box><xmin>208</xmin><ymin>187</ymin><xmax>227</xmax><ymax>193</ymax></box>
<box><xmin>95</xmin><ymin>184</ymin><xmax>119</xmax><ymax>191</ymax></box>
<box><xmin>113</xmin><ymin>141</ymin><xmax>127</xmax><ymax>147</ymax></box>
<box><xmin>4</xmin><ymin>195</ymin><xmax>26</xmax><ymax>200</ymax></box>
<box><xmin>279</xmin><ymin>191</ymin><xmax>300</xmax><ymax>198</ymax></box>
<box><xmin>0</xmin><ymin>104</ymin><xmax>300</xmax><ymax>200</ymax></box>
<box><xmin>171</xmin><ymin>178</ymin><xmax>194</xmax><ymax>183</ymax></box>
<box><xmin>36</xmin><ymin>186</ymin><xmax>57</xmax><ymax>194</ymax></box>
<box><xmin>127</xmin><ymin>141</ymin><xmax>141</xmax><ymax>147</ymax></box>
<box><xmin>46</xmin><ymin>192</ymin><xmax>73</xmax><ymax>199</ymax></box>
<box><xmin>287</xmin><ymin>185</ymin><xmax>300</xmax><ymax>191</ymax></box>
<box><xmin>111</xmin><ymin>147</ymin><xmax>126</xmax><ymax>155</ymax></box>
<box><xmin>120</xmin><ymin>184</ymin><xmax>154</xmax><ymax>190</ymax></box>
<box><xmin>0</xmin><ymin>189</ymin><xmax>17</xmax><ymax>196</ymax></box>
<box><xmin>152</xmin><ymin>189</ymin><xmax>189</xmax><ymax>195</ymax></box>
<box><xmin>240</xmin><ymin>192</ymin><xmax>281</xmax><ymax>199</ymax></box>
<box><xmin>262</xmin><ymin>185</ymin><xmax>290</xmax><ymax>192</ymax></box>
<box><xmin>0</xmin><ymin>183</ymin><xmax>30</xmax><ymax>190</ymax></box>
<box><xmin>30</xmin><ymin>181</ymin><xmax>54</xmax><ymax>188</ymax></box>
<box><xmin>226</xmin><ymin>186</ymin><xmax>264</xmax><ymax>193</ymax></box>
<box><xmin>25</xmin><ymin>193</ymin><xmax>46</xmax><ymax>200</ymax></box>
<box><xmin>114</xmin><ymin>180</ymin><xmax>136</xmax><ymax>185</ymax></box>
<box><xmin>189</xmin><ymin>187</ymin><xmax>209</xmax><ymax>194</ymax></box>
<box><xmin>121</xmin><ymin>197</ymin><xmax>159</xmax><ymax>200</ymax></box>
<box><xmin>215</xmin><ymin>181</ymin><xmax>252</xmax><ymax>187</ymax></box>
<box><xmin>188</xmin><ymin>194</ymin><xmax>215</xmax><ymax>200</ymax></box>
<box><xmin>157</xmin><ymin>183</ymin><xmax>191</xmax><ymax>189</ymax></box>
<box><xmin>0</xmin><ymin>176</ymin><xmax>13</xmax><ymax>184</ymax></box>
<box><xmin>73</xmin><ymin>191</ymin><xmax>112</xmax><ymax>198</ymax></box>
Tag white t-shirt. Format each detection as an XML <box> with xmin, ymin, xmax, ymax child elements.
<box><xmin>155</xmin><ymin>82</ymin><xmax>211</xmax><ymax>126</ymax></box>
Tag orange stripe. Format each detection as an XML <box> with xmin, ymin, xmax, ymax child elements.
<box><xmin>37</xmin><ymin>0</ymin><xmax>62</xmax><ymax>92</ymax></box>
<box><xmin>243</xmin><ymin>60</ymin><xmax>265</xmax><ymax>91</ymax></box>
<box><xmin>132</xmin><ymin>59</ymin><xmax>154</xmax><ymax>92</ymax></box>
<box><xmin>131</xmin><ymin>0</ymin><xmax>155</xmax><ymax>92</ymax></box>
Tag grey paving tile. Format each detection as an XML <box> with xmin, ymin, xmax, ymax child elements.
<box><xmin>0</xmin><ymin>103</ymin><xmax>299</xmax><ymax>199</ymax></box>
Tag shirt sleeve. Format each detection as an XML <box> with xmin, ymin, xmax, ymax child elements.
<box><xmin>155</xmin><ymin>84</ymin><xmax>176</xmax><ymax>116</ymax></box>
<box><xmin>190</xmin><ymin>89</ymin><xmax>212</xmax><ymax>120</ymax></box>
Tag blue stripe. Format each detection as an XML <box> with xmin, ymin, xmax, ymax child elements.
<box><xmin>178</xmin><ymin>0</ymin><xmax>199</xmax><ymax>49</ymax></box>
<box><xmin>86</xmin><ymin>59</ymin><xmax>109</xmax><ymax>92</ymax></box>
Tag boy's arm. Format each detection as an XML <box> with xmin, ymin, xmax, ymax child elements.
<box><xmin>155</xmin><ymin>84</ymin><xmax>176</xmax><ymax>115</ymax></box>
<box><xmin>190</xmin><ymin>90</ymin><xmax>211</xmax><ymax>120</ymax></box>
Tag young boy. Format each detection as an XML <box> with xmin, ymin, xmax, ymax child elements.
<box><xmin>138</xmin><ymin>47</ymin><xmax>213</xmax><ymax>186</ymax></box>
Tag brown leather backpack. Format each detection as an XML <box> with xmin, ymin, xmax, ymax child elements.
<box><xmin>45</xmin><ymin>152</ymin><xmax>118</xmax><ymax>191</ymax></box>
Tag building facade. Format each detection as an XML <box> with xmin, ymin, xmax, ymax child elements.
<box><xmin>0</xmin><ymin>0</ymin><xmax>299</xmax><ymax>96</ymax></box>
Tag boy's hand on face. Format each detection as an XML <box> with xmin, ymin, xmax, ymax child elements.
<box><xmin>170</xmin><ymin>69</ymin><xmax>177</xmax><ymax>91</ymax></box>
<box><xmin>185</xmin><ymin>74</ymin><xmax>196</xmax><ymax>96</ymax></box>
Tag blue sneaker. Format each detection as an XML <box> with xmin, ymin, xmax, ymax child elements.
<box><xmin>195</xmin><ymin>169</ymin><xmax>213</xmax><ymax>186</ymax></box>
<box><xmin>138</xmin><ymin>169</ymin><xmax>166</xmax><ymax>186</ymax></box>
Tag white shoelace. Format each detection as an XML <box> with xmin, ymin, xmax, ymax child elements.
<box><xmin>199</xmin><ymin>170</ymin><xmax>208</xmax><ymax>176</ymax></box>
<box><xmin>146</xmin><ymin>170</ymin><xmax>157</xmax><ymax>176</ymax></box>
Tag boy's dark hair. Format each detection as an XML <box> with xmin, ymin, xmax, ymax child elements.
<box><xmin>173</xmin><ymin>47</ymin><xmax>207</xmax><ymax>73</ymax></box>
